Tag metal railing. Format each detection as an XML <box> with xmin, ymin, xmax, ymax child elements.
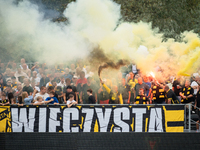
<box><xmin>184</xmin><ymin>103</ymin><xmax>200</xmax><ymax>132</ymax></box>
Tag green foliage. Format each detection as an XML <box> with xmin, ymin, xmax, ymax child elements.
<box><xmin>37</xmin><ymin>0</ymin><xmax>200</xmax><ymax>39</ymax></box>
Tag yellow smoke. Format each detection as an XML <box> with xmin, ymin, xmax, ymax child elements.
<box><xmin>183</xmin><ymin>38</ymin><xmax>200</xmax><ymax>55</ymax></box>
<box><xmin>1</xmin><ymin>0</ymin><xmax>200</xmax><ymax>79</ymax></box>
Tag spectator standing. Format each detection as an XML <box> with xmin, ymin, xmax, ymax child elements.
<box><xmin>65</xmin><ymin>78</ymin><xmax>77</xmax><ymax>93</ymax></box>
<box><xmin>14</xmin><ymin>68</ymin><xmax>29</xmax><ymax>83</ymax></box>
<box><xmin>63</xmin><ymin>86</ymin><xmax>78</xmax><ymax>104</ymax></box>
<box><xmin>30</xmin><ymin>71</ymin><xmax>40</xmax><ymax>87</ymax></box>
<box><xmin>63</xmin><ymin>68</ymin><xmax>73</xmax><ymax>80</ymax></box>
<box><xmin>19</xmin><ymin>58</ymin><xmax>28</xmax><ymax>69</ymax></box>
<box><xmin>14</xmin><ymin>82</ymin><xmax>23</xmax><ymax>97</ymax></box>
<box><xmin>4</xmin><ymin>68</ymin><xmax>12</xmax><ymax>81</ymax></box>
<box><xmin>22</xmin><ymin>63</ymin><xmax>31</xmax><ymax>77</ymax></box>
<box><xmin>31</xmin><ymin>62</ymin><xmax>39</xmax><ymax>73</ymax></box>
<box><xmin>164</xmin><ymin>85</ymin><xmax>180</xmax><ymax>104</ymax></box>
<box><xmin>22</xmin><ymin>78</ymin><xmax>33</xmax><ymax>95</ymax></box>
<box><xmin>80</xmin><ymin>77</ymin><xmax>97</xmax><ymax>104</ymax></box>
<box><xmin>11</xmin><ymin>76</ymin><xmax>17</xmax><ymax>90</ymax></box>
<box><xmin>37</xmin><ymin>68</ymin><xmax>43</xmax><ymax>79</ymax></box>
<box><xmin>85</xmin><ymin>66</ymin><xmax>94</xmax><ymax>78</ymax></box>
<box><xmin>134</xmin><ymin>77</ymin><xmax>151</xmax><ymax>98</ymax></box>
<box><xmin>100</xmin><ymin>78</ymin><xmax>123</xmax><ymax>104</ymax></box>
<box><xmin>134</xmin><ymin>88</ymin><xmax>149</xmax><ymax>104</ymax></box>
<box><xmin>45</xmin><ymin>91</ymin><xmax>59</xmax><ymax>105</ymax></box>
<box><xmin>179</xmin><ymin>80</ymin><xmax>194</xmax><ymax>104</ymax></box>
<box><xmin>0</xmin><ymin>92</ymin><xmax>10</xmax><ymax>106</ymax></box>
<box><xmin>57</xmin><ymin>76</ymin><xmax>66</xmax><ymax>89</ymax></box>
<box><xmin>172</xmin><ymin>77</ymin><xmax>182</xmax><ymax>102</ymax></box>
<box><xmin>46</xmin><ymin>75</ymin><xmax>54</xmax><ymax>88</ymax></box>
<box><xmin>87</xmin><ymin>89</ymin><xmax>96</xmax><ymax>104</ymax></box>
<box><xmin>39</xmin><ymin>73</ymin><xmax>49</xmax><ymax>88</ymax></box>
<box><xmin>33</xmin><ymin>86</ymin><xmax>49</xmax><ymax>101</ymax></box>
<box><xmin>22</xmin><ymin>91</ymin><xmax>33</xmax><ymax>105</ymax></box>
<box><xmin>76</xmin><ymin>71</ymin><xmax>87</xmax><ymax>85</ymax></box>
<box><xmin>143</xmin><ymin>76</ymin><xmax>151</xmax><ymax>97</ymax></box>
<box><xmin>11</xmin><ymin>63</ymin><xmax>17</xmax><ymax>73</ymax></box>
<box><xmin>150</xmin><ymin>82</ymin><xmax>166</xmax><ymax>104</ymax></box>
<box><xmin>0</xmin><ymin>73</ymin><xmax>6</xmax><ymax>91</ymax></box>
<box><xmin>191</xmin><ymin>76</ymin><xmax>199</xmax><ymax>96</ymax></box>
<box><xmin>127</xmin><ymin>72</ymin><xmax>137</xmax><ymax>104</ymax></box>
<box><xmin>0</xmin><ymin>63</ymin><xmax>6</xmax><ymax>74</ymax></box>
<box><xmin>69</xmin><ymin>64</ymin><xmax>76</xmax><ymax>75</ymax></box>
<box><xmin>118</xmin><ymin>78</ymin><xmax>131</xmax><ymax>104</ymax></box>
<box><xmin>66</xmin><ymin>94</ymin><xmax>77</xmax><ymax>108</ymax></box>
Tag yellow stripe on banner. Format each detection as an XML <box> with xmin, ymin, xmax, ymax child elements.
<box><xmin>79</xmin><ymin>116</ymin><xmax>84</xmax><ymax>129</ymax></box>
<box><xmin>165</xmin><ymin>110</ymin><xmax>184</xmax><ymax>121</ymax></box>
<box><xmin>145</xmin><ymin>118</ymin><xmax>148</xmax><ymax>132</ymax></box>
<box><xmin>163</xmin><ymin>106</ymin><xmax>184</xmax><ymax>132</ymax></box>
<box><xmin>166</xmin><ymin>127</ymin><xmax>184</xmax><ymax>132</ymax></box>
<box><xmin>94</xmin><ymin>119</ymin><xmax>99</xmax><ymax>132</ymax></box>
<box><xmin>0</xmin><ymin>106</ymin><xmax>12</xmax><ymax>132</ymax></box>
<box><xmin>147</xmin><ymin>106</ymin><xmax>152</xmax><ymax>110</ymax></box>
<box><xmin>131</xmin><ymin>117</ymin><xmax>134</xmax><ymax>131</ymax></box>
<box><xmin>110</xmin><ymin>124</ymin><xmax>114</xmax><ymax>132</ymax></box>
<box><xmin>76</xmin><ymin>106</ymin><xmax>82</xmax><ymax>109</ymax></box>
<box><xmin>60</xmin><ymin>106</ymin><xmax>66</xmax><ymax>109</ymax></box>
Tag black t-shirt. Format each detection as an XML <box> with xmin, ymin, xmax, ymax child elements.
<box><xmin>76</xmin><ymin>83</ymin><xmax>82</xmax><ymax>93</ymax></box>
<box><xmin>180</xmin><ymin>86</ymin><xmax>194</xmax><ymax>103</ymax></box>
<box><xmin>166</xmin><ymin>89</ymin><xmax>179</xmax><ymax>104</ymax></box>
<box><xmin>135</xmin><ymin>95</ymin><xmax>149</xmax><ymax>104</ymax></box>
<box><xmin>0</xmin><ymin>99</ymin><xmax>9</xmax><ymax>104</ymax></box>
<box><xmin>119</xmin><ymin>84</ymin><xmax>130</xmax><ymax>99</ymax></box>
<box><xmin>22</xmin><ymin>86</ymin><xmax>33</xmax><ymax>95</ymax></box>
<box><xmin>152</xmin><ymin>85</ymin><xmax>166</xmax><ymax>103</ymax></box>
<box><xmin>88</xmin><ymin>95</ymin><xmax>96</xmax><ymax>104</ymax></box>
<box><xmin>55</xmin><ymin>86</ymin><xmax>62</xmax><ymax>103</ymax></box>
<box><xmin>172</xmin><ymin>80</ymin><xmax>181</xmax><ymax>96</ymax></box>
<box><xmin>81</xmin><ymin>83</ymin><xmax>97</xmax><ymax>102</ymax></box>
<box><xmin>196</xmin><ymin>90</ymin><xmax>200</xmax><ymax>107</ymax></box>
<box><xmin>40</xmin><ymin>77</ymin><xmax>50</xmax><ymax>87</ymax></box>
<box><xmin>63</xmin><ymin>85</ymin><xmax>77</xmax><ymax>93</ymax></box>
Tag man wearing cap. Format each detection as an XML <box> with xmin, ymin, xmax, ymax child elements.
<box><xmin>80</xmin><ymin>77</ymin><xmax>97</xmax><ymax>104</ymax></box>
<box><xmin>63</xmin><ymin>85</ymin><xmax>78</xmax><ymax>104</ymax></box>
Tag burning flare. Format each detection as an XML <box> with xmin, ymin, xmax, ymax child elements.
<box><xmin>150</xmin><ymin>71</ymin><xmax>155</xmax><ymax>78</ymax></box>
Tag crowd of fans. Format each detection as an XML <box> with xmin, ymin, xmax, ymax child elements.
<box><xmin>0</xmin><ymin>58</ymin><xmax>200</xmax><ymax>106</ymax></box>
<box><xmin>0</xmin><ymin>58</ymin><xmax>200</xmax><ymax>130</ymax></box>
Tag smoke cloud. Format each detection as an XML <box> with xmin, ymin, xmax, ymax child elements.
<box><xmin>1</xmin><ymin>0</ymin><xmax>200</xmax><ymax>79</ymax></box>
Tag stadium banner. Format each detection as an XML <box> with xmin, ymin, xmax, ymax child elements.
<box><xmin>0</xmin><ymin>105</ymin><xmax>184</xmax><ymax>132</ymax></box>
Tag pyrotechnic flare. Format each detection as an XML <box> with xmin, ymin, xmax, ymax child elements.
<box><xmin>150</xmin><ymin>72</ymin><xmax>155</xmax><ymax>78</ymax></box>
<box><xmin>149</xmin><ymin>71</ymin><xmax>164</xmax><ymax>87</ymax></box>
